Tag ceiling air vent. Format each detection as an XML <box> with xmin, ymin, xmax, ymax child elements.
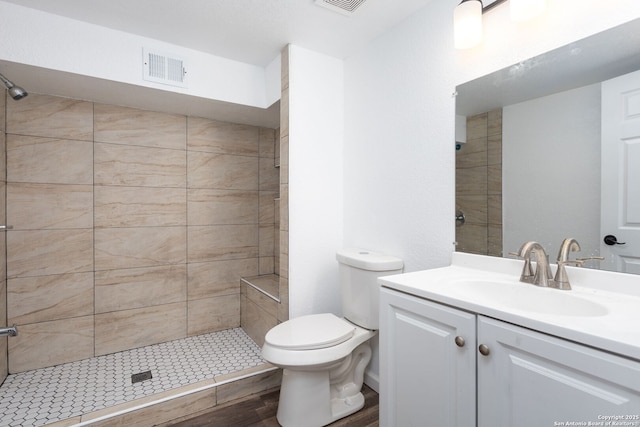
<box><xmin>314</xmin><ymin>0</ymin><xmax>367</xmax><ymax>16</ymax></box>
<box><xmin>143</xmin><ymin>48</ymin><xmax>188</xmax><ymax>88</ymax></box>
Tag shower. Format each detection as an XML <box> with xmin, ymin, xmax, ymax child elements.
<box><xmin>0</xmin><ymin>72</ymin><xmax>28</xmax><ymax>100</ymax></box>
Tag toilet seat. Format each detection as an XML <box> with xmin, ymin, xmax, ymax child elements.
<box><xmin>265</xmin><ymin>313</ymin><xmax>355</xmax><ymax>350</ymax></box>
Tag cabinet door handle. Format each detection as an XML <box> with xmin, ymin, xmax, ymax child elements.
<box><xmin>478</xmin><ymin>344</ymin><xmax>490</xmax><ymax>356</ymax></box>
<box><xmin>455</xmin><ymin>336</ymin><xmax>465</xmax><ymax>347</ymax></box>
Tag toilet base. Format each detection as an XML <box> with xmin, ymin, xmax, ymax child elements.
<box><xmin>275</xmin><ymin>342</ymin><xmax>371</xmax><ymax>427</ymax></box>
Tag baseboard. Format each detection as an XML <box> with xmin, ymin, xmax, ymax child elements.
<box><xmin>364</xmin><ymin>370</ymin><xmax>379</xmax><ymax>393</ymax></box>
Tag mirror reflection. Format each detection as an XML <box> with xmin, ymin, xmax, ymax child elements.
<box><xmin>455</xmin><ymin>18</ymin><xmax>640</xmax><ymax>274</ymax></box>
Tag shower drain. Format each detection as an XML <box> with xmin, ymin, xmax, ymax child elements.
<box><xmin>131</xmin><ymin>370</ymin><xmax>153</xmax><ymax>384</ymax></box>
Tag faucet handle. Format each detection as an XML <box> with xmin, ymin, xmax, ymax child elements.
<box><xmin>553</xmin><ymin>260</ymin><xmax>578</xmax><ymax>290</ymax></box>
<box><xmin>576</xmin><ymin>256</ymin><xmax>605</xmax><ymax>263</ymax></box>
<box><xmin>508</xmin><ymin>251</ymin><xmax>534</xmax><ymax>283</ymax></box>
<box><xmin>553</xmin><ymin>257</ymin><xmax>604</xmax><ymax>290</ymax></box>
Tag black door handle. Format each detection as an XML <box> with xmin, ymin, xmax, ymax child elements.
<box><xmin>604</xmin><ymin>235</ymin><xmax>626</xmax><ymax>246</ymax></box>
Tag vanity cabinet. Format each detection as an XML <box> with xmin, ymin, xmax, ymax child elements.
<box><xmin>380</xmin><ymin>287</ymin><xmax>640</xmax><ymax>427</ymax></box>
<box><xmin>478</xmin><ymin>316</ymin><xmax>640</xmax><ymax>426</ymax></box>
<box><xmin>379</xmin><ymin>287</ymin><xmax>476</xmax><ymax>427</ymax></box>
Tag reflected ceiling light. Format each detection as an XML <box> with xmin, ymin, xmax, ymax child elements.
<box><xmin>454</xmin><ymin>0</ymin><xmax>483</xmax><ymax>49</ymax></box>
<box><xmin>454</xmin><ymin>0</ymin><xmax>547</xmax><ymax>49</ymax></box>
<box><xmin>510</xmin><ymin>0</ymin><xmax>546</xmax><ymax>21</ymax></box>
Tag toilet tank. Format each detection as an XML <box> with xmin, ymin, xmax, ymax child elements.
<box><xmin>336</xmin><ymin>248</ymin><xmax>403</xmax><ymax>330</ymax></box>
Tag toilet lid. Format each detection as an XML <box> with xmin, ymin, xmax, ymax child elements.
<box><xmin>265</xmin><ymin>313</ymin><xmax>356</xmax><ymax>350</ymax></box>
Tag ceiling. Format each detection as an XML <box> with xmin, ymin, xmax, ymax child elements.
<box><xmin>2</xmin><ymin>0</ymin><xmax>436</xmax><ymax>67</ymax></box>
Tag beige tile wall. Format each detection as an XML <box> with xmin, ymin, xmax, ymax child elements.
<box><xmin>4</xmin><ymin>93</ymin><xmax>278</xmax><ymax>373</ymax></box>
<box><xmin>278</xmin><ymin>46</ymin><xmax>290</xmax><ymax>324</ymax></box>
<box><xmin>455</xmin><ymin>109</ymin><xmax>503</xmax><ymax>257</ymax></box>
<box><xmin>1</xmin><ymin>91</ymin><xmax>7</xmax><ymax>384</ymax></box>
<box><xmin>238</xmin><ymin>46</ymin><xmax>289</xmax><ymax>343</ymax></box>
<box><xmin>241</xmin><ymin>275</ymin><xmax>279</xmax><ymax>347</ymax></box>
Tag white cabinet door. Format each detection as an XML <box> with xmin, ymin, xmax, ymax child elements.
<box><xmin>478</xmin><ymin>316</ymin><xmax>640</xmax><ymax>427</ymax></box>
<box><xmin>379</xmin><ymin>288</ymin><xmax>476</xmax><ymax>427</ymax></box>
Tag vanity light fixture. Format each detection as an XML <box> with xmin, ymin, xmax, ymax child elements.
<box><xmin>454</xmin><ymin>0</ymin><xmax>547</xmax><ymax>49</ymax></box>
<box><xmin>454</xmin><ymin>0</ymin><xmax>483</xmax><ymax>49</ymax></box>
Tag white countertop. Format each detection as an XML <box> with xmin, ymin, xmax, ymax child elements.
<box><xmin>379</xmin><ymin>252</ymin><xmax>640</xmax><ymax>361</ymax></box>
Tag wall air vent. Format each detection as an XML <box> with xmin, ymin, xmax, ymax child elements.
<box><xmin>314</xmin><ymin>0</ymin><xmax>367</xmax><ymax>16</ymax></box>
<box><xmin>143</xmin><ymin>48</ymin><xmax>188</xmax><ymax>88</ymax></box>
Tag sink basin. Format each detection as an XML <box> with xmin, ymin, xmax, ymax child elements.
<box><xmin>447</xmin><ymin>280</ymin><xmax>608</xmax><ymax>317</ymax></box>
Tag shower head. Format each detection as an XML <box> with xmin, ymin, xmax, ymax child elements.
<box><xmin>0</xmin><ymin>72</ymin><xmax>28</xmax><ymax>100</ymax></box>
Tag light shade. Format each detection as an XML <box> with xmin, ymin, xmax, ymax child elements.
<box><xmin>510</xmin><ymin>0</ymin><xmax>546</xmax><ymax>22</ymax></box>
<box><xmin>454</xmin><ymin>0</ymin><xmax>483</xmax><ymax>49</ymax></box>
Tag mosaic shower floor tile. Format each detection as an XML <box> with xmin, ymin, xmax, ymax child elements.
<box><xmin>0</xmin><ymin>328</ymin><xmax>265</xmax><ymax>427</ymax></box>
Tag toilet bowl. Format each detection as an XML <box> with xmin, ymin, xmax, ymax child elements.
<box><xmin>262</xmin><ymin>313</ymin><xmax>376</xmax><ymax>427</ymax></box>
<box><xmin>261</xmin><ymin>249</ymin><xmax>403</xmax><ymax>427</ymax></box>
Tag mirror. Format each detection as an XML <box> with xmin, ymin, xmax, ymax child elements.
<box><xmin>454</xmin><ymin>18</ymin><xmax>640</xmax><ymax>273</ymax></box>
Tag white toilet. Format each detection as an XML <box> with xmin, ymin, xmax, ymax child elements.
<box><xmin>261</xmin><ymin>248</ymin><xmax>403</xmax><ymax>427</ymax></box>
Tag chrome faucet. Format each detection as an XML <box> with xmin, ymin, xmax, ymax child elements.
<box><xmin>515</xmin><ymin>241</ymin><xmax>553</xmax><ymax>287</ymax></box>
<box><xmin>554</xmin><ymin>238</ymin><xmax>604</xmax><ymax>290</ymax></box>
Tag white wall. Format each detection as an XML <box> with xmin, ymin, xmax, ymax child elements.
<box><xmin>0</xmin><ymin>1</ymin><xmax>278</xmax><ymax>109</ymax></box>
<box><xmin>341</xmin><ymin>0</ymin><xmax>640</xmax><ymax>391</ymax></box>
<box><xmin>503</xmin><ymin>84</ymin><xmax>601</xmax><ymax>257</ymax></box>
<box><xmin>343</xmin><ymin>0</ymin><xmax>640</xmax><ymax>275</ymax></box>
<box><xmin>288</xmin><ymin>45</ymin><xmax>345</xmax><ymax>318</ymax></box>
<box><xmin>342</xmin><ymin>0</ymin><xmax>458</xmax><ymax>391</ymax></box>
<box><xmin>343</xmin><ymin>0</ymin><xmax>457</xmax><ymax>274</ymax></box>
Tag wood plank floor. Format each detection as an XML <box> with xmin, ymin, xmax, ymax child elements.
<box><xmin>165</xmin><ymin>385</ymin><xmax>379</xmax><ymax>427</ymax></box>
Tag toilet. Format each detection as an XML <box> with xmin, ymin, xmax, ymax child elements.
<box><xmin>261</xmin><ymin>248</ymin><xmax>403</xmax><ymax>427</ymax></box>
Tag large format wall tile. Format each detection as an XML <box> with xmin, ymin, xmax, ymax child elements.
<box><xmin>187</xmin><ymin>117</ymin><xmax>259</xmax><ymax>156</ymax></box>
<box><xmin>84</xmin><ymin>386</ymin><xmax>218</xmax><ymax>427</ymax></box>
<box><xmin>187</xmin><ymin>258</ymin><xmax>258</xmax><ymax>300</ymax></box>
<box><xmin>259</xmin><ymin>191</ymin><xmax>278</xmax><ymax>224</ymax></box>
<box><xmin>259</xmin><ymin>224</ymin><xmax>275</xmax><ymax>258</ymax></box>
<box><xmin>241</xmin><ymin>296</ymin><xmax>276</xmax><ymax>348</ymax></box>
<box><xmin>6</xmin><ymin>93</ymin><xmax>93</xmax><ymax>141</ymax></box>
<box><xmin>5</xmin><ymin>92</ymin><xmax>279</xmax><ymax>372</ymax></box>
<box><xmin>0</xmin><ymin>129</ymin><xmax>6</xmax><ymax>181</ymax></box>
<box><xmin>95</xmin><ymin>265</ymin><xmax>187</xmax><ymax>314</ymax></box>
<box><xmin>1</xmin><ymin>94</ymin><xmax>5</xmax><ymax>384</ymax></box>
<box><xmin>259</xmin><ymin>128</ymin><xmax>276</xmax><ymax>160</ymax></box>
<box><xmin>7</xmin><ymin>272</ymin><xmax>94</xmax><ymax>324</ymax></box>
<box><xmin>95</xmin><ymin>143</ymin><xmax>186</xmax><ymax>188</ymax></box>
<box><xmin>7</xmin><ymin>229</ymin><xmax>94</xmax><ymax>278</ymax></box>
<box><xmin>95</xmin><ymin>303</ymin><xmax>186</xmax><ymax>356</ymax></box>
<box><xmin>7</xmin><ymin>135</ymin><xmax>93</xmax><ymax>184</ymax></box>
<box><xmin>216</xmin><ymin>367</ymin><xmax>282</xmax><ymax>405</ymax></box>
<box><xmin>95</xmin><ymin>186</ymin><xmax>186</xmax><ymax>227</ymax></box>
<box><xmin>455</xmin><ymin>166</ymin><xmax>487</xmax><ymax>196</ymax></box>
<box><xmin>8</xmin><ymin>183</ymin><xmax>93</xmax><ymax>230</ymax></box>
<box><xmin>455</xmin><ymin>109</ymin><xmax>502</xmax><ymax>257</ymax></box>
<box><xmin>187</xmin><ymin>295</ymin><xmax>240</xmax><ymax>336</ymax></box>
<box><xmin>188</xmin><ymin>152</ymin><xmax>258</xmax><ymax>190</ymax></box>
<box><xmin>456</xmin><ymin>195</ymin><xmax>487</xmax><ymax>225</ymax></box>
<box><xmin>8</xmin><ymin>316</ymin><xmax>94</xmax><ymax>373</ymax></box>
<box><xmin>244</xmin><ymin>284</ymin><xmax>278</xmax><ymax>318</ymax></box>
<box><xmin>259</xmin><ymin>157</ymin><xmax>279</xmax><ymax>191</ymax></box>
<box><xmin>94</xmin><ymin>104</ymin><xmax>187</xmax><ymax>150</ymax></box>
<box><xmin>0</xmin><ymin>89</ymin><xmax>5</xmax><ymax>131</ymax></box>
<box><xmin>187</xmin><ymin>225</ymin><xmax>258</xmax><ymax>263</ymax></box>
<box><xmin>279</xmin><ymin>134</ymin><xmax>289</xmax><ymax>185</ymax></box>
<box><xmin>455</xmin><ymin>222</ymin><xmax>488</xmax><ymax>255</ymax></box>
<box><xmin>187</xmin><ymin>189</ymin><xmax>258</xmax><ymax>225</ymax></box>
<box><xmin>95</xmin><ymin>227</ymin><xmax>186</xmax><ymax>271</ymax></box>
